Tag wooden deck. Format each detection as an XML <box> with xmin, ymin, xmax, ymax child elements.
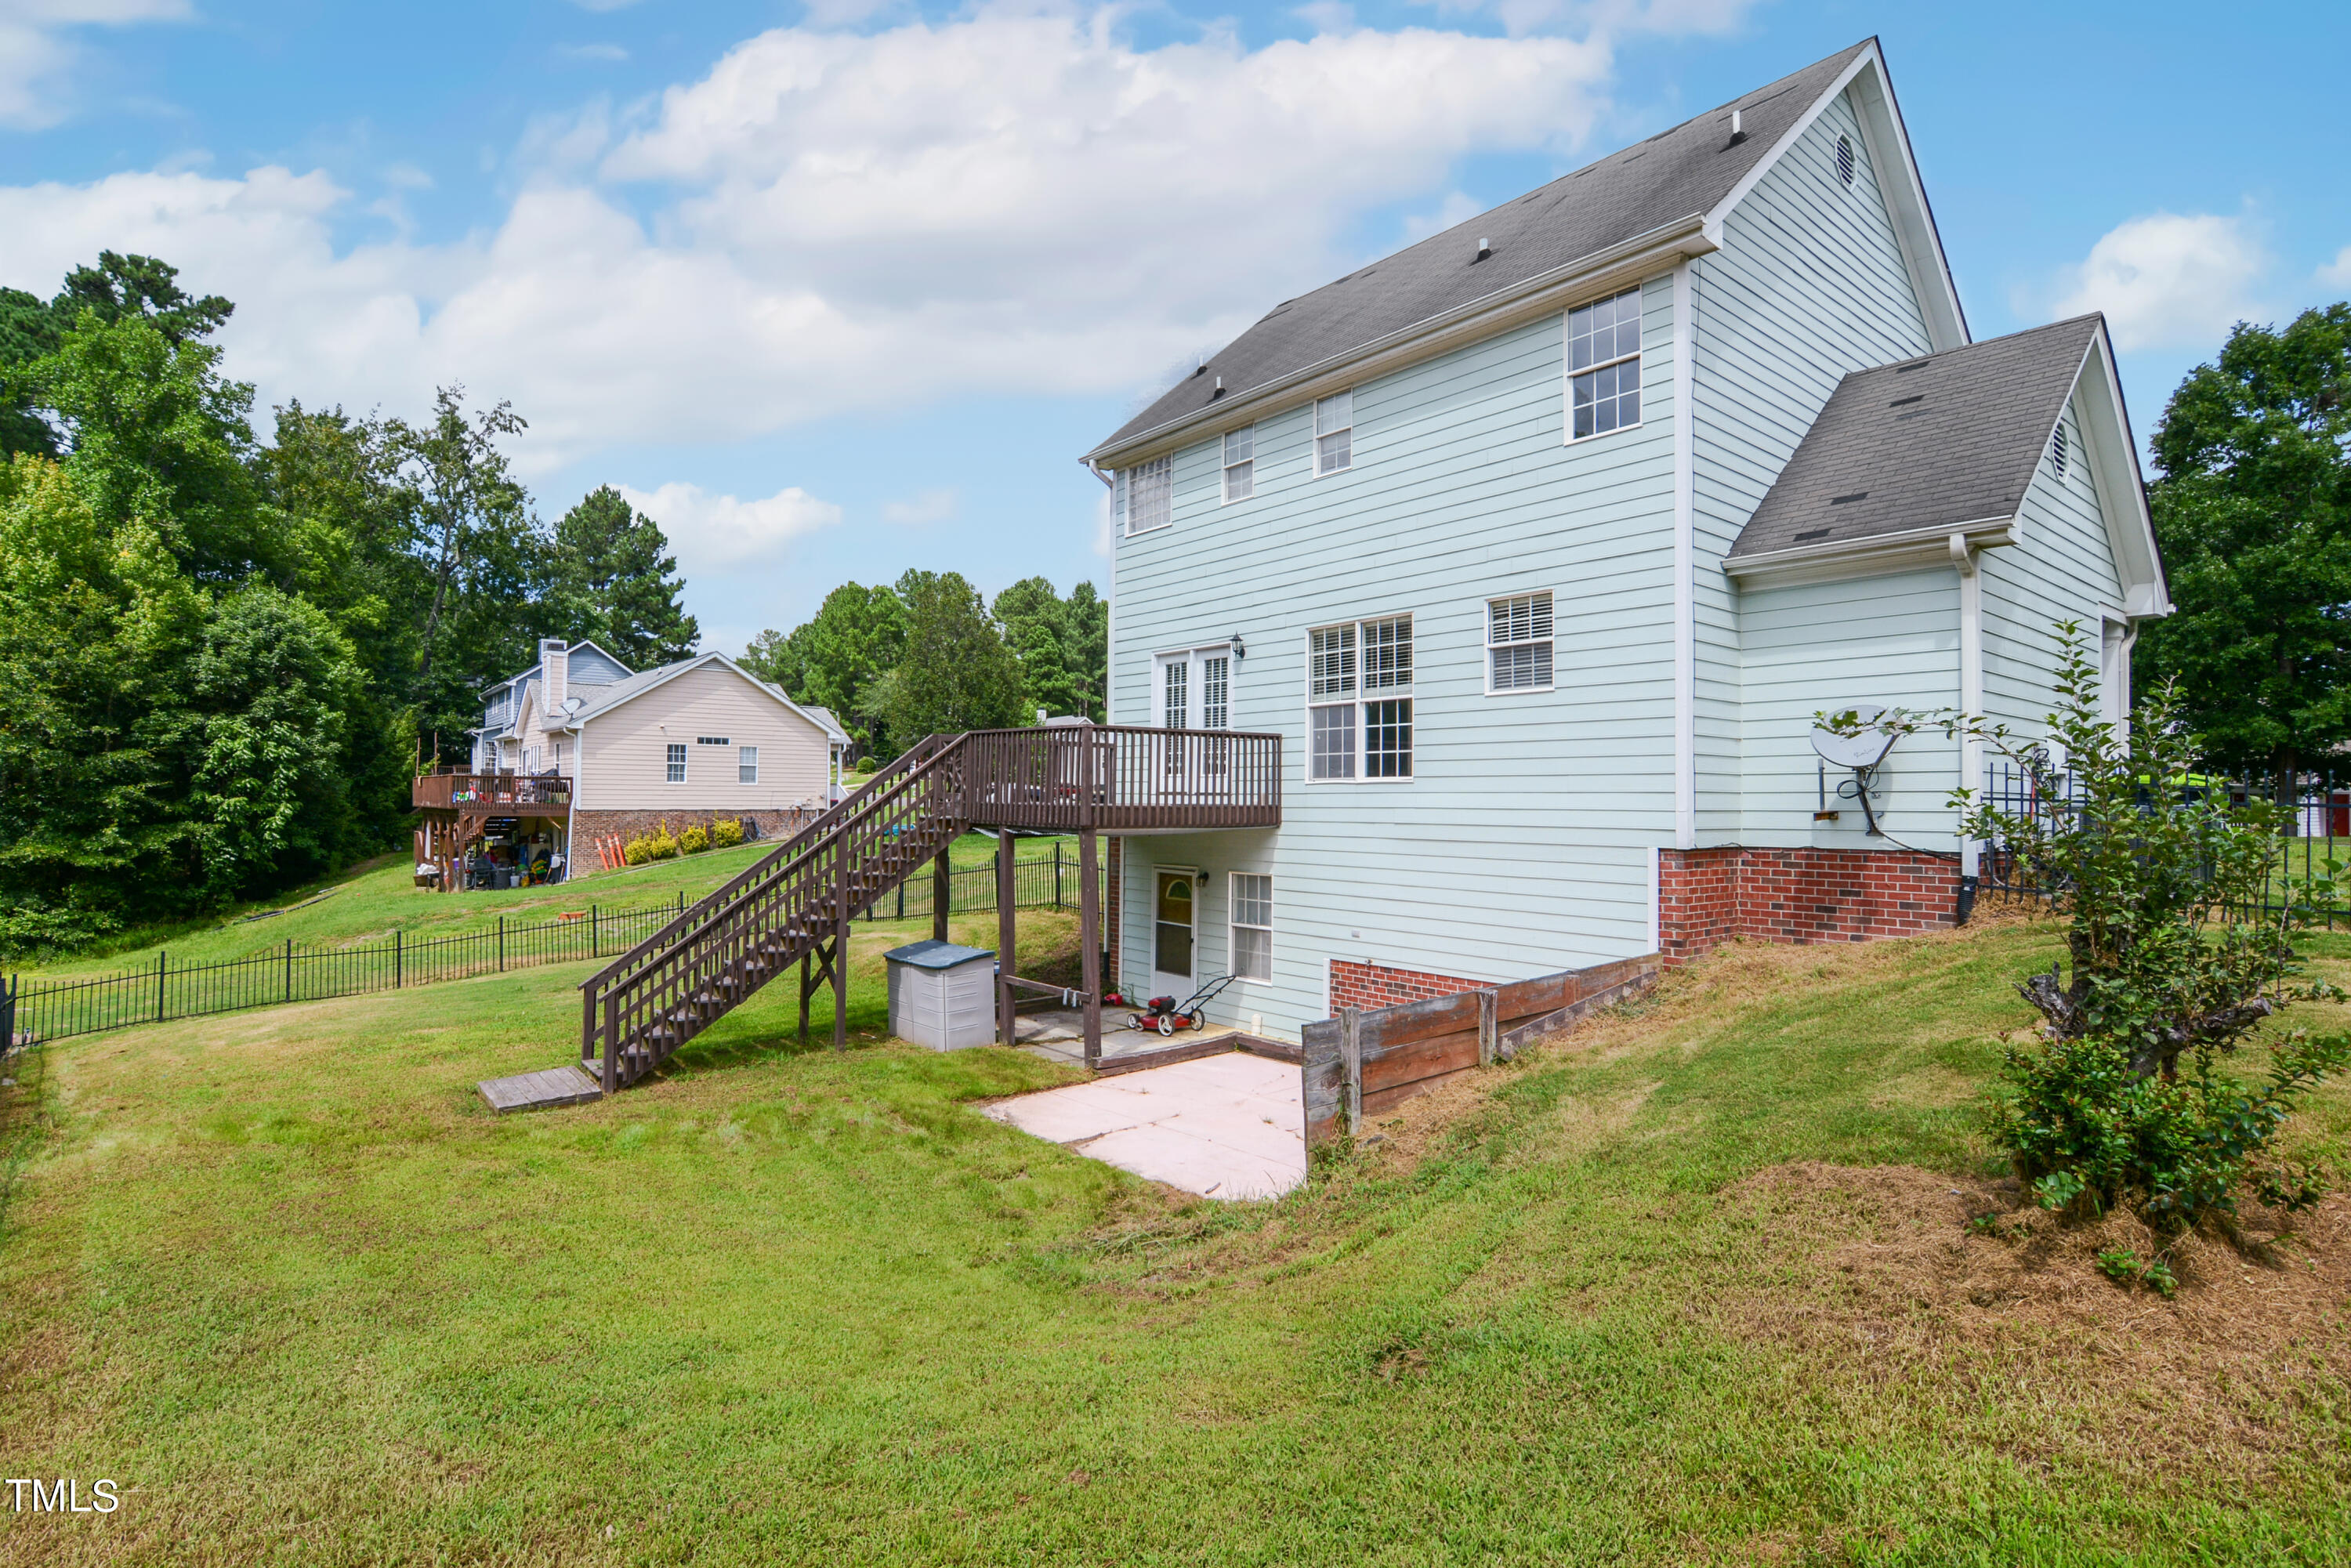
<box><xmin>414</xmin><ymin>772</ymin><xmax>573</xmax><ymax>816</ymax></box>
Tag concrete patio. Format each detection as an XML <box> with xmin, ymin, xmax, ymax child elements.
<box><xmin>981</xmin><ymin>1050</ymin><xmax>1306</xmax><ymax>1200</ymax></box>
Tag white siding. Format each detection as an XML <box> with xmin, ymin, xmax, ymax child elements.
<box><xmin>1980</xmin><ymin>390</ymin><xmax>2125</xmax><ymax>735</ymax></box>
<box><xmin>1696</xmin><ymin>88</ymin><xmax>1935</xmax><ymax>839</ymax></box>
<box><xmin>1111</xmin><ymin>275</ymin><xmax>1682</xmax><ymax>1034</ymax></box>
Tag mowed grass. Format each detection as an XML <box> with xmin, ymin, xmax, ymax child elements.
<box><xmin>4</xmin><ymin>911</ymin><xmax>2350</xmax><ymax>1564</ymax></box>
<box><xmin>24</xmin><ymin>832</ymin><xmax>1076</xmax><ymax>981</ymax></box>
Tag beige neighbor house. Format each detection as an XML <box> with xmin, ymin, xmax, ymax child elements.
<box><xmin>414</xmin><ymin>639</ymin><xmax>849</xmax><ymax>887</ymax></box>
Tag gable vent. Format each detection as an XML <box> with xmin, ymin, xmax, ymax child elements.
<box><xmin>2052</xmin><ymin>423</ymin><xmax>2069</xmax><ymax>477</ymax></box>
<box><xmin>1835</xmin><ymin>133</ymin><xmax>1856</xmax><ymax>186</ymax></box>
<box><xmin>1829</xmin><ymin>491</ymin><xmax>1868</xmax><ymax>505</ymax></box>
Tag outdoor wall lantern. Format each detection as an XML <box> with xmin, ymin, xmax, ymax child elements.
<box><xmin>1229</xmin><ymin>633</ymin><xmax>1246</xmax><ymax>660</ymax></box>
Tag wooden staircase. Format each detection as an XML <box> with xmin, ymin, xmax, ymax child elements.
<box><xmin>575</xmin><ymin>722</ymin><xmax>1284</xmax><ymax>1092</ymax></box>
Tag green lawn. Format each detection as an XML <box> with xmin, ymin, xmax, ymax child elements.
<box><xmin>22</xmin><ymin>833</ymin><xmax>1076</xmax><ymax>982</ymax></box>
<box><xmin>3</xmin><ymin>911</ymin><xmax>2349</xmax><ymax>1563</ymax></box>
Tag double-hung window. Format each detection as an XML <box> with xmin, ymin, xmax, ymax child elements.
<box><xmin>1230</xmin><ymin>873</ymin><xmax>1272</xmax><ymax>982</ymax></box>
<box><xmin>1119</xmin><ymin>454</ymin><xmax>1173</xmax><ymax>535</ymax></box>
<box><xmin>665</xmin><ymin>743</ymin><xmax>687</xmax><ymax>784</ymax></box>
<box><xmin>1314</xmin><ymin>390</ymin><xmax>1353</xmax><ymax>475</ymax></box>
<box><xmin>1308</xmin><ymin>615</ymin><xmax>1412</xmax><ymax>780</ymax></box>
<box><xmin>1487</xmin><ymin>592</ymin><xmax>1554</xmax><ymax>692</ymax></box>
<box><xmin>1223</xmin><ymin>425</ymin><xmax>1255</xmax><ymax>502</ymax></box>
<box><xmin>1161</xmin><ymin>659</ymin><xmax>1189</xmax><ymax>730</ymax></box>
<box><xmin>739</xmin><ymin>746</ymin><xmax>759</xmax><ymax>784</ymax></box>
<box><xmin>1567</xmin><ymin>287</ymin><xmax>1642</xmax><ymax>440</ymax></box>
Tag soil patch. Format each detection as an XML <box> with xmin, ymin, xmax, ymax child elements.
<box><xmin>1719</xmin><ymin>1161</ymin><xmax>2351</xmax><ymax>1475</ymax></box>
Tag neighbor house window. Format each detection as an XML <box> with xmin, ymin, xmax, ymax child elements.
<box><xmin>739</xmin><ymin>746</ymin><xmax>759</xmax><ymax>784</ymax></box>
<box><xmin>1230</xmin><ymin>873</ymin><xmax>1272</xmax><ymax>982</ymax></box>
<box><xmin>1314</xmin><ymin>390</ymin><xmax>1353</xmax><ymax>475</ymax></box>
<box><xmin>666</xmin><ymin>743</ymin><xmax>686</xmax><ymax>783</ymax></box>
<box><xmin>1567</xmin><ymin>287</ymin><xmax>1641</xmax><ymax>440</ymax></box>
<box><xmin>696</xmin><ymin>735</ymin><xmax>730</xmax><ymax>747</ymax></box>
<box><xmin>1120</xmin><ymin>454</ymin><xmax>1173</xmax><ymax>535</ymax></box>
<box><xmin>1487</xmin><ymin>592</ymin><xmax>1555</xmax><ymax>692</ymax></box>
<box><xmin>1307</xmin><ymin>615</ymin><xmax>1411</xmax><ymax>780</ymax></box>
<box><xmin>1223</xmin><ymin>425</ymin><xmax>1255</xmax><ymax>502</ymax></box>
<box><xmin>523</xmin><ymin>745</ymin><xmax>539</xmax><ymax>773</ymax></box>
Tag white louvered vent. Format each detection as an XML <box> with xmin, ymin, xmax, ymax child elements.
<box><xmin>1835</xmin><ymin>133</ymin><xmax>1856</xmax><ymax>186</ymax></box>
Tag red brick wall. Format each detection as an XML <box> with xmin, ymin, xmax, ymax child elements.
<box><xmin>1658</xmin><ymin>846</ymin><xmax>1960</xmax><ymax>964</ymax></box>
<box><xmin>1329</xmin><ymin>958</ymin><xmax>1491</xmax><ymax>1012</ymax></box>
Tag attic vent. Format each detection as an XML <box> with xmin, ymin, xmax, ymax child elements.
<box><xmin>1794</xmin><ymin>528</ymin><xmax>1831</xmax><ymax>543</ymax></box>
<box><xmin>1829</xmin><ymin>491</ymin><xmax>1868</xmax><ymax>505</ymax></box>
<box><xmin>1889</xmin><ymin>394</ymin><xmax>1923</xmax><ymax>407</ymax></box>
<box><xmin>1475</xmin><ymin>237</ymin><xmax>1492</xmax><ymax>263</ymax></box>
<box><xmin>1835</xmin><ymin>134</ymin><xmax>1856</xmax><ymax>186</ymax></box>
<box><xmin>2052</xmin><ymin>423</ymin><xmax>2069</xmax><ymax>477</ymax></box>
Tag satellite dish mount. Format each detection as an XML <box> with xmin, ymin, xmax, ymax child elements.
<box><xmin>1810</xmin><ymin>705</ymin><xmax>1900</xmax><ymax>836</ymax></box>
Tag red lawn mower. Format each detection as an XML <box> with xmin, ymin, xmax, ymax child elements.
<box><xmin>1127</xmin><ymin>974</ymin><xmax>1235</xmax><ymax>1036</ymax></box>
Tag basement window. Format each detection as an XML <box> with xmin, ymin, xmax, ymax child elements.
<box><xmin>1567</xmin><ymin>287</ymin><xmax>1642</xmax><ymax>441</ymax></box>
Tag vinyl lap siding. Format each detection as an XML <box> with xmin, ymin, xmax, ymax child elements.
<box><xmin>1112</xmin><ymin>277</ymin><xmax>1680</xmax><ymax>1033</ymax></box>
<box><xmin>1737</xmin><ymin>568</ymin><xmax>1960</xmax><ymax>847</ymax></box>
<box><xmin>577</xmin><ymin>666</ymin><xmax>834</xmax><ymax>813</ymax></box>
<box><xmin>1694</xmin><ymin>88</ymin><xmax>1934</xmax><ymax>839</ymax></box>
<box><xmin>1980</xmin><ymin>391</ymin><xmax>2125</xmax><ymax>733</ymax></box>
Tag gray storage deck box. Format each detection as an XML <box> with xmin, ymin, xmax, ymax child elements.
<box><xmin>883</xmin><ymin>940</ymin><xmax>998</xmax><ymax>1051</ymax></box>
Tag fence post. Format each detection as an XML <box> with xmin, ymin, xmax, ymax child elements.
<box><xmin>285</xmin><ymin>938</ymin><xmax>294</xmax><ymax>1004</ymax></box>
<box><xmin>498</xmin><ymin>916</ymin><xmax>506</xmax><ymax>973</ymax></box>
<box><xmin>1341</xmin><ymin>1005</ymin><xmax>1362</xmax><ymax>1134</ymax></box>
<box><xmin>1056</xmin><ymin>841</ymin><xmax>1063</xmax><ymax>908</ymax></box>
<box><xmin>592</xmin><ymin>904</ymin><xmax>599</xmax><ymax>958</ymax></box>
<box><xmin>157</xmin><ymin>951</ymin><xmax>168</xmax><ymax>1025</ymax></box>
<box><xmin>395</xmin><ymin>929</ymin><xmax>403</xmax><ymax>989</ymax></box>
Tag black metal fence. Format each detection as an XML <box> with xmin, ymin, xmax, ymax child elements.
<box><xmin>6</xmin><ymin>848</ymin><xmax>1101</xmax><ymax>1048</ymax></box>
<box><xmin>1976</xmin><ymin>761</ymin><xmax>2351</xmax><ymax>928</ymax></box>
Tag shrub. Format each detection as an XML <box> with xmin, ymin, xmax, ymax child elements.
<box><xmin>622</xmin><ymin>835</ymin><xmax>651</xmax><ymax>867</ymax></box>
<box><xmin>1840</xmin><ymin>625</ymin><xmax>2351</xmax><ymax>1234</ymax></box>
<box><xmin>646</xmin><ymin>824</ymin><xmax>680</xmax><ymax>861</ymax></box>
<box><xmin>712</xmin><ymin>818</ymin><xmax>744</xmax><ymax>849</ymax></box>
<box><xmin>680</xmin><ymin>825</ymin><xmax>710</xmax><ymax>855</ymax></box>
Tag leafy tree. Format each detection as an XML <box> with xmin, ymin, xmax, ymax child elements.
<box><xmin>1</xmin><ymin>251</ymin><xmax>233</xmax><ymax>459</ymax></box>
<box><xmin>2136</xmin><ymin>304</ymin><xmax>2351</xmax><ymax>795</ymax></box>
<box><xmin>1839</xmin><ymin>627</ymin><xmax>2351</xmax><ymax>1233</ymax></box>
<box><xmin>864</xmin><ymin>570</ymin><xmax>1026</xmax><ymax>747</ymax></box>
<box><xmin>743</xmin><ymin>582</ymin><xmax>908</xmax><ymax>756</ymax></box>
<box><xmin>992</xmin><ymin>575</ymin><xmax>1085</xmax><ymax>721</ymax></box>
<box><xmin>1063</xmin><ymin>581</ymin><xmax>1108</xmax><ymax>722</ymax></box>
<box><xmin>545</xmin><ymin>485</ymin><xmax>699</xmax><ymax>668</ymax></box>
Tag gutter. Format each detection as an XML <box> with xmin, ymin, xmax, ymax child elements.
<box><xmin>1086</xmin><ymin>212</ymin><xmax>1719</xmax><ymax>469</ymax></box>
<box><xmin>1722</xmin><ymin>514</ymin><xmax>2019</xmax><ymax>579</ymax></box>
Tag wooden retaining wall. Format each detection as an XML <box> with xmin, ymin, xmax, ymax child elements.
<box><xmin>1299</xmin><ymin>954</ymin><xmax>1661</xmax><ymax>1147</ymax></box>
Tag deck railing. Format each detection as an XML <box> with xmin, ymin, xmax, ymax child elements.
<box><xmin>960</xmin><ymin>725</ymin><xmax>1281</xmax><ymax>831</ymax></box>
<box><xmin>412</xmin><ymin>772</ymin><xmax>572</xmax><ymax>812</ymax></box>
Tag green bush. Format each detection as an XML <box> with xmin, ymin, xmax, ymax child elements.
<box><xmin>712</xmin><ymin>818</ymin><xmax>744</xmax><ymax>849</ymax></box>
<box><xmin>622</xmin><ymin>835</ymin><xmax>651</xmax><ymax>867</ymax></box>
<box><xmin>646</xmin><ymin>824</ymin><xmax>680</xmax><ymax>861</ymax></box>
<box><xmin>680</xmin><ymin>825</ymin><xmax>710</xmax><ymax>855</ymax></box>
<box><xmin>1848</xmin><ymin>625</ymin><xmax>2351</xmax><ymax>1234</ymax></box>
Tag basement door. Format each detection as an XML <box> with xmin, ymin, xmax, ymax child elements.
<box><xmin>1152</xmin><ymin>868</ymin><xmax>1196</xmax><ymax>1001</ymax></box>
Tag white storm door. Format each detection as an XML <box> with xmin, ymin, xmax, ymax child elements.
<box><xmin>1152</xmin><ymin>867</ymin><xmax>1197</xmax><ymax>1000</ymax></box>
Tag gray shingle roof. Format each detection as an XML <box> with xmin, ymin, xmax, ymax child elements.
<box><xmin>1092</xmin><ymin>40</ymin><xmax>1874</xmax><ymax>457</ymax></box>
<box><xmin>1726</xmin><ymin>317</ymin><xmax>2102</xmax><ymax>560</ymax></box>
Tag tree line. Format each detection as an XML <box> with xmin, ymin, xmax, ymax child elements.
<box><xmin>0</xmin><ymin>252</ymin><xmax>697</xmax><ymax>954</ymax></box>
<box><xmin>742</xmin><ymin>572</ymin><xmax>1106</xmax><ymax>762</ymax></box>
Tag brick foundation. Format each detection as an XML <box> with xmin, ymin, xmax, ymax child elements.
<box><xmin>1329</xmin><ymin>958</ymin><xmax>1492</xmax><ymax>1012</ymax></box>
<box><xmin>1658</xmin><ymin>846</ymin><xmax>1962</xmax><ymax>964</ymax></box>
<box><xmin>567</xmin><ymin>807</ymin><xmax>820</xmax><ymax>877</ymax></box>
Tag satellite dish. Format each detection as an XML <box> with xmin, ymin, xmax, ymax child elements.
<box><xmin>1810</xmin><ymin>705</ymin><xmax>1898</xmax><ymax>771</ymax></box>
<box><xmin>562</xmin><ymin>695</ymin><xmax>586</xmax><ymax>715</ymax></box>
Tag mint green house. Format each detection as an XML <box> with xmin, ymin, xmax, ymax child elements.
<box><xmin>1080</xmin><ymin>38</ymin><xmax>2168</xmax><ymax>1038</ymax></box>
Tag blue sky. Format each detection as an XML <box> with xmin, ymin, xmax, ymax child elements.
<box><xmin>6</xmin><ymin>0</ymin><xmax>2346</xmax><ymax>659</ymax></box>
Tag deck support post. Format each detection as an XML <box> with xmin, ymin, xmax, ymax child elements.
<box><xmin>832</xmin><ymin>843</ymin><xmax>849</xmax><ymax>1052</ymax></box>
<box><xmin>1079</xmin><ymin>827</ymin><xmax>1101</xmax><ymax>1067</ymax></box>
<box><xmin>799</xmin><ymin>951</ymin><xmax>811</xmax><ymax>1047</ymax></box>
<box><xmin>996</xmin><ymin>830</ymin><xmax>1017</xmax><ymax>1047</ymax></box>
<box><xmin>933</xmin><ymin>848</ymin><xmax>951</xmax><ymax>943</ymax></box>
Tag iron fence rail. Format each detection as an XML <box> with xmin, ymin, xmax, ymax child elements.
<box><xmin>1976</xmin><ymin>761</ymin><xmax>2351</xmax><ymax>928</ymax></box>
<box><xmin>8</xmin><ymin>850</ymin><xmax>1099</xmax><ymax>1047</ymax></box>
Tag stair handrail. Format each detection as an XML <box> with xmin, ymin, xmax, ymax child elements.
<box><xmin>579</xmin><ymin>733</ymin><xmax>957</xmax><ymax>995</ymax></box>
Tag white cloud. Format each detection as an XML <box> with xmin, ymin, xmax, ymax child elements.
<box><xmin>0</xmin><ymin>0</ymin><xmax>188</xmax><ymax>128</ymax></box>
<box><xmin>0</xmin><ymin>4</ymin><xmax>1737</xmax><ymax>469</ymax></box>
<box><xmin>2317</xmin><ymin>244</ymin><xmax>2351</xmax><ymax>289</ymax></box>
<box><xmin>1402</xmin><ymin>190</ymin><xmax>1483</xmax><ymax>243</ymax></box>
<box><xmin>618</xmin><ymin>481</ymin><xmax>844</xmax><ymax>576</ymax></box>
<box><xmin>2050</xmin><ymin>212</ymin><xmax>2270</xmax><ymax>352</ymax></box>
<box><xmin>881</xmin><ymin>487</ymin><xmax>958</xmax><ymax>525</ymax></box>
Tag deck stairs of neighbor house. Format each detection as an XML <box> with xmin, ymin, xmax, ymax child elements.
<box><xmin>571</xmin><ymin>724</ymin><xmax>1281</xmax><ymax>1095</ymax></box>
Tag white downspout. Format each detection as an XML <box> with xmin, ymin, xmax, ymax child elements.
<box><xmin>1953</xmin><ymin>534</ymin><xmax>1982</xmax><ymax>877</ymax></box>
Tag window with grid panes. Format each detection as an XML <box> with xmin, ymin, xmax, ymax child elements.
<box><xmin>1230</xmin><ymin>873</ymin><xmax>1272</xmax><ymax>982</ymax></box>
<box><xmin>1567</xmin><ymin>287</ymin><xmax>1641</xmax><ymax>440</ymax></box>
<box><xmin>1223</xmin><ymin>425</ymin><xmax>1255</xmax><ymax>502</ymax></box>
<box><xmin>1307</xmin><ymin>616</ymin><xmax>1411</xmax><ymax>780</ymax></box>
<box><xmin>1314</xmin><ymin>389</ymin><xmax>1353</xmax><ymax>474</ymax></box>
<box><xmin>1162</xmin><ymin>659</ymin><xmax>1188</xmax><ymax>729</ymax></box>
<box><xmin>1120</xmin><ymin>454</ymin><xmax>1172</xmax><ymax>534</ymax></box>
<box><xmin>739</xmin><ymin>746</ymin><xmax>759</xmax><ymax>783</ymax></box>
<box><xmin>665</xmin><ymin>742</ymin><xmax>686</xmax><ymax>783</ymax></box>
<box><xmin>1308</xmin><ymin>625</ymin><xmax>1357</xmax><ymax>779</ymax></box>
<box><xmin>1487</xmin><ymin>592</ymin><xmax>1554</xmax><ymax>691</ymax></box>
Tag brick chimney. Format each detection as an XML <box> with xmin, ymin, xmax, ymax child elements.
<box><xmin>540</xmin><ymin>638</ymin><xmax>568</xmax><ymax>718</ymax></box>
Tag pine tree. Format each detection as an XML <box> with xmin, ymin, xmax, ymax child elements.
<box><xmin>545</xmin><ymin>484</ymin><xmax>699</xmax><ymax>669</ymax></box>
